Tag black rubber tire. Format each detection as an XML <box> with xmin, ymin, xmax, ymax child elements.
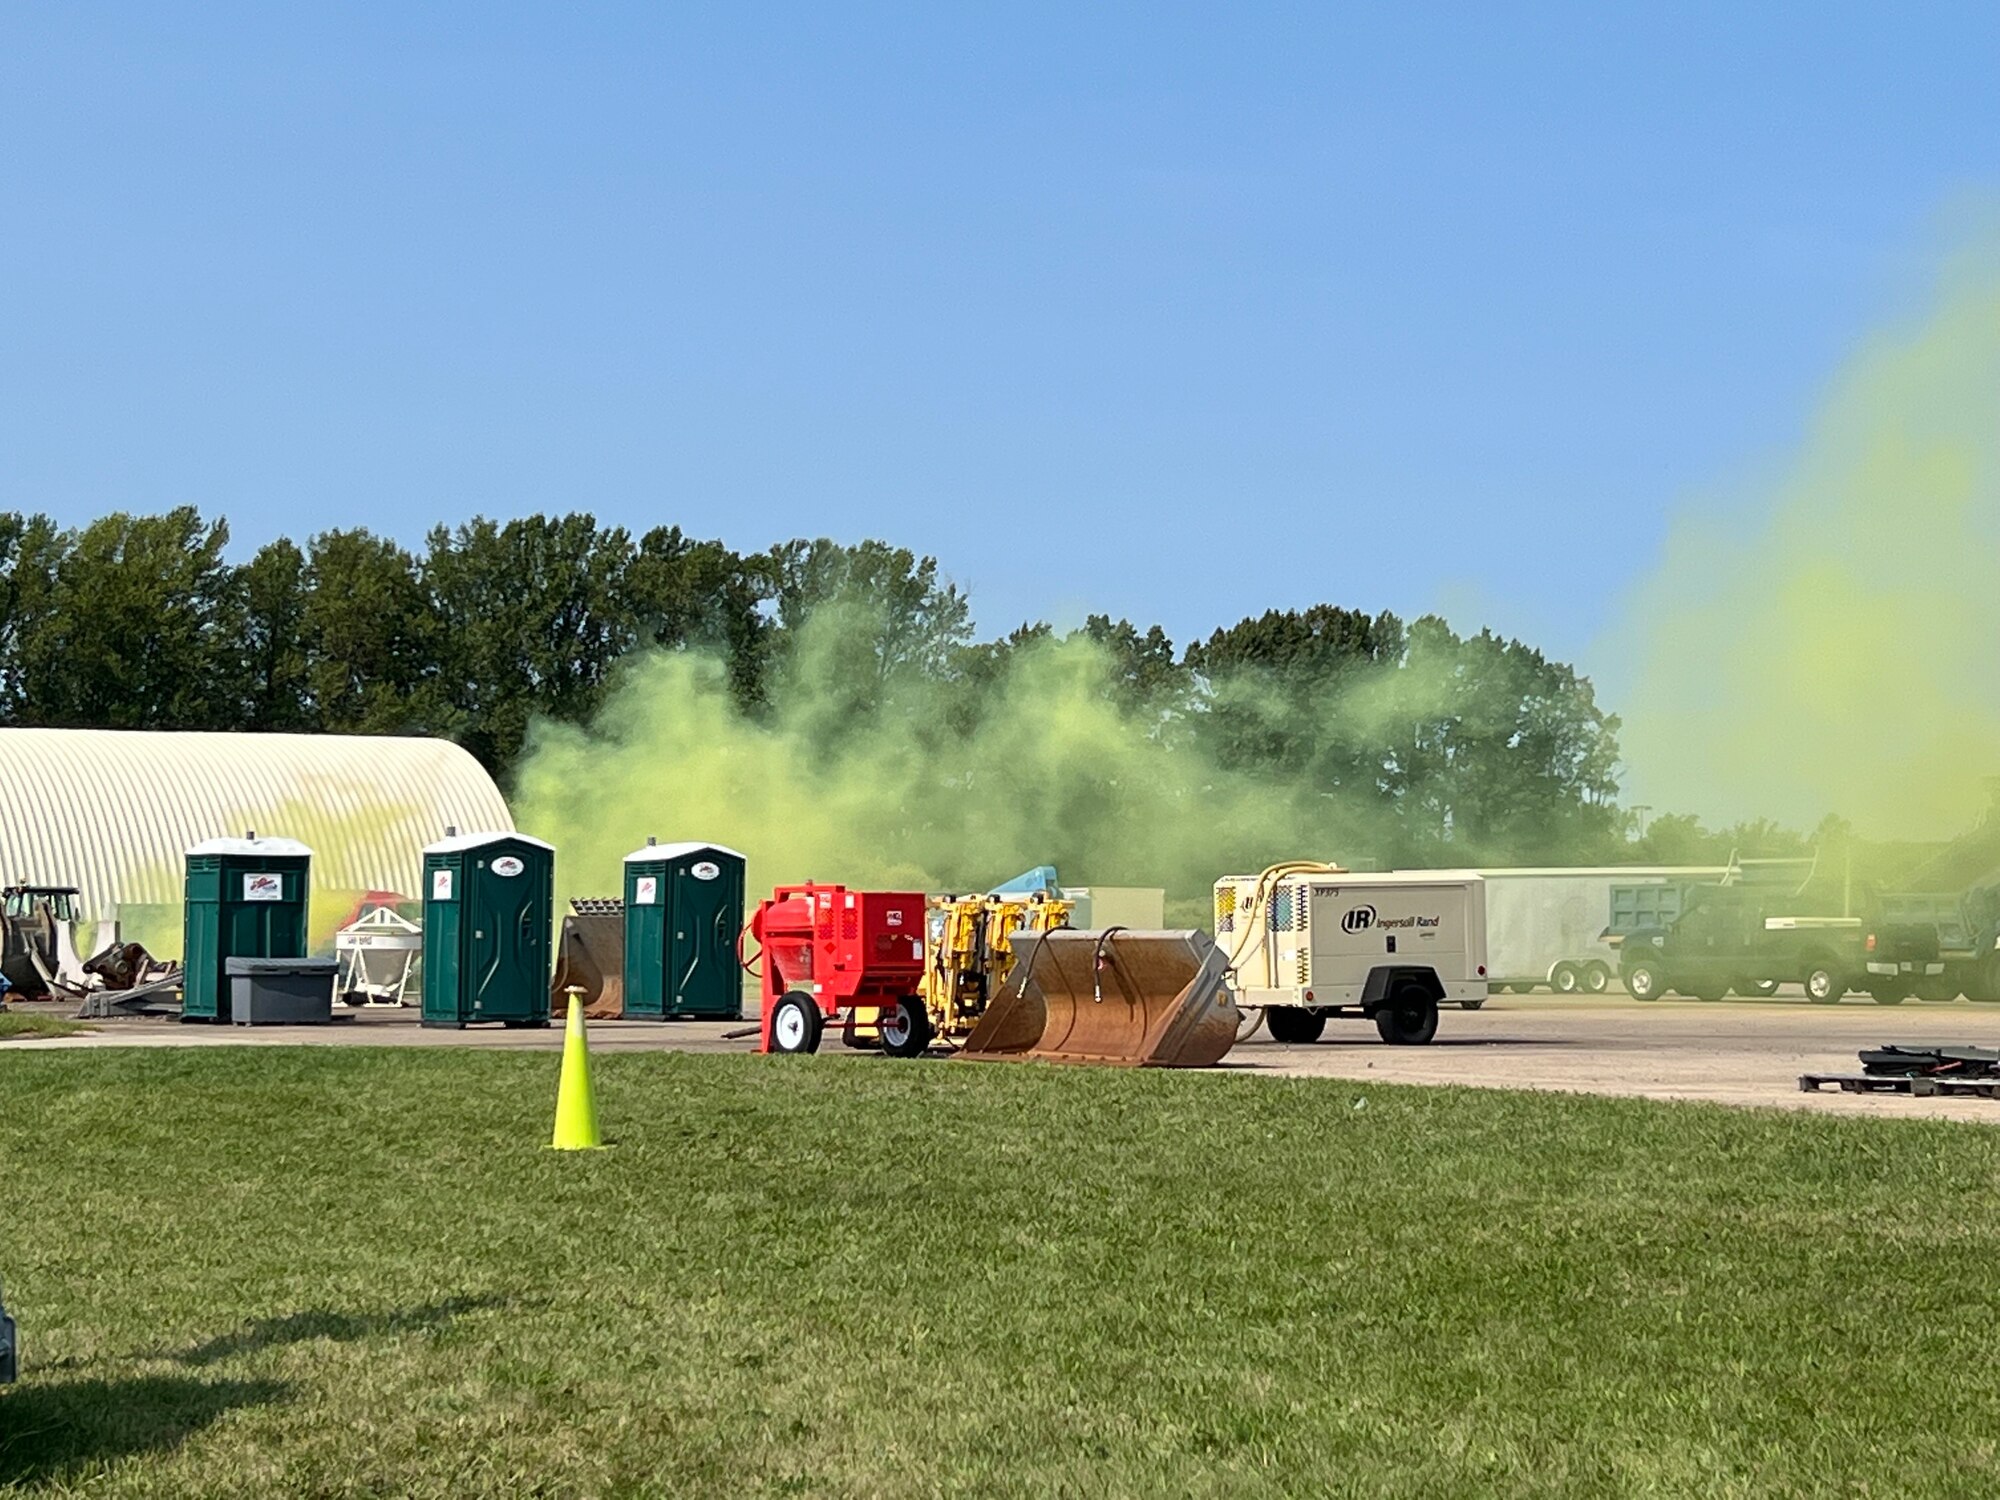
<box><xmin>1374</xmin><ymin>987</ymin><xmax>1439</xmax><ymax>1046</ymax></box>
<box><xmin>1624</xmin><ymin>965</ymin><xmax>1662</xmax><ymax>1002</ymax></box>
<box><xmin>1460</xmin><ymin>1000</ymin><xmax>1486</xmax><ymax>1011</ymax></box>
<box><xmin>1870</xmin><ymin>988</ymin><xmax>1907</xmax><ymax>1006</ymax></box>
<box><xmin>1692</xmin><ymin>990</ymin><xmax>1726</xmax><ymax>1003</ymax></box>
<box><xmin>768</xmin><ymin>991</ymin><xmax>824</xmax><ymax>1054</ymax></box>
<box><xmin>1582</xmin><ymin>963</ymin><xmax>1611</xmax><ymax>994</ymax></box>
<box><xmin>878</xmin><ymin>996</ymin><xmax>933</xmax><ymax>1058</ymax></box>
<box><xmin>1266</xmin><ymin>1006</ymin><xmax>1327</xmax><ymax>1044</ymax></box>
<box><xmin>1803</xmin><ymin>967</ymin><xmax>1843</xmax><ymax>1005</ymax></box>
<box><xmin>1965</xmin><ymin>958</ymin><xmax>2000</xmax><ymax>1003</ymax></box>
<box><xmin>1737</xmin><ymin>977</ymin><xmax>1779</xmax><ymax>997</ymax></box>
<box><xmin>1915</xmin><ymin>981</ymin><xmax>1957</xmax><ymax>1003</ymax></box>
<box><xmin>1552</xmin><ymin>963</ymin><xmax>1580</xmax><ymax>994</ymax></box>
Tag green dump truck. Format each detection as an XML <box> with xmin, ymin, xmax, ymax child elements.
<box><xmin>1867</xmin><ymin>886</ymin><xmax>2000</xmax><ymax>1001</ymax></box>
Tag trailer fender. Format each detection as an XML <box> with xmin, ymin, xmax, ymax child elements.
<box><xmin>1358</xmin><ymin>966</ymin><xmax>1445</xmax><ymax>1011</ymax></box>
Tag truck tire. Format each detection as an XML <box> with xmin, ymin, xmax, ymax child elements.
<box><xmin>1266</xmin><ymin>1006</ymin><xmax>1326</xmax><ymax>1044</ymax></box>
<box><xmin>1374</xmin><ymin>986</ymin><xmax>1438</xmax><ymax>1045</ymax></box>
<box><xmin>1962</xmin><ymin>958</ymin><xmax>2000</xmax><ymax>1003</ymax></box>
<box><xmin>1624</xmin><ymin>964</ymin><xmax>1662</xmax><ymax>1001</ymax></box>
<box><xmin>1915</xmin><ymin>979</ymin><xmax>1958</xmax><ymax>1003</ymax></box>
<box><xmin>769</xmin><ymin>991</ymin><xmax>824</xmax><ymax>1054</ymax></box>
<box><xmin>878</xmin><ymin>996</ymin><xmax>933</xmax><ymax>1057</ymax></box>
<box><xmin>1551</xmin><ymin>962</ymin><xmax>1580</xmax><ymax>994</ymax></box>
<box><xmin>1736</xmin><ymin>977</ymin><xmax>1778</xmax><ymax>997</ymax></box>
<box><xmin>1803</xmin><ymin>967</ymin><xmax>1843</xmax><ymax>1005</ymax></box>
<box><xmin>1582</xmin><ymin>962</ymin><xmax>1610</xmax><ymax>994</ymax></box>
<box><xmin>1870</xmin><ymin>987</ymin><xmax>1908</xmax><ymax>1006</ymax></box>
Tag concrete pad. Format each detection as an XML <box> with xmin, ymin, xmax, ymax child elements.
<box><xmin>11</xmin><ymin>995</ymin><xmax>2000</xmax><ymax>1123</ymax></box>
<box><xmin>1230</xmin><ymin>997</ymin><xmax>2000</xmax><ymax>1122</ymax></box>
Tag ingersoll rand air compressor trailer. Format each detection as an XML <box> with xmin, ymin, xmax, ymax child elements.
<box><xmin>1217</xmin><ymin>869</ymin><xmax>1488</xmax><ymax>1044</ymax></box>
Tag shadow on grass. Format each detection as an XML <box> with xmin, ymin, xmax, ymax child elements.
<box><xmin>0</xmin><ymin>1374</ymin><xmax>290</xmax><ymax>1486</ymax></box>
<box><xmin>174</xmin><ymin>1293</ymin><xmax>515</xmax><ymax>1367</ymax></box>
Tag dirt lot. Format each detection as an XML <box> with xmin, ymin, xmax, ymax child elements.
<box><xmin>10</xmin><ymin>993</ymin><xmax>2000</xmax><ymax>1122</ymax></box>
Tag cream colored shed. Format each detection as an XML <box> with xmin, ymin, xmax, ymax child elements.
<box><xmin>0</xmin><ymin>729</ymin><xmax>513</xmax><ymax>933</ymax></box>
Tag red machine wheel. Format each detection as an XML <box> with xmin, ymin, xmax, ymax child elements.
<box><xmin>879</xmin><ymin>997</ymin><xmax>933</xmax><ymax>1058</ymax></box>
<box><xmin>769</xmin><ymin>991</ymin><xmax>824</xmax><ymax>1054</ymax></box>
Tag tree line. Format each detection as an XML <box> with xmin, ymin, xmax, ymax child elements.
<box><xmin>0</xmin><ymin>505</ymin><xmax>1799</xmax><ymax>865</ymax></box>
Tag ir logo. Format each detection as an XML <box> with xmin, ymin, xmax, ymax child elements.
<box><xmin>1341</xmin><ymin>905</ymin><xmax>1377</xmax><ymax>934</ymax></box>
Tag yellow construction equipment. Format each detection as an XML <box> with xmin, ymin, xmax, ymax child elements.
<box><xmin>841</xmin><ymin>891</ymin><xmax>1074</xmax><ymax>1050</ymax></box>
<box><xmin>924</xmin><ymin>891</ymin><xmax>1074</xmax><ymax>1038</ymax></box>
<box><xmin>550</xmin><ymin>898</ymin><xmax>626</xmax><ymax>1020</ymax></box>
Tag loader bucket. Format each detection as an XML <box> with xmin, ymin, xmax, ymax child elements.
<box><xmin>959</xmin><ymin>929</ymin><xmax>1239</xmax><ymax>1067</ymax></box>
<box><xmin>551</xmin><ymin>909</ymin><xmax>626</xmax><ymax>1020</ymax></box>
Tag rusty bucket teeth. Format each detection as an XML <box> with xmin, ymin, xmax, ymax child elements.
<box><xmin>958</xmin><ymin>929</ymin><xmax>1239</xmax><ymax>1068</ymax></box>
<box><xmin>551</xmin><ymin>905</ymin><xmax>626</xmax><ymax>1019</ymax></box>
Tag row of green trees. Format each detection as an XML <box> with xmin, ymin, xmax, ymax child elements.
<box><xmin>0</xmin><ymin>505</ymin><xmax>1791</xmax><ymax>864</ymax></box>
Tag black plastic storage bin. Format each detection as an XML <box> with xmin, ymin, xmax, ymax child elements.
<box><xmin>225</xmin><ymin>957</ymin><xmax>338</xmax><ymax>1025</ymax></box>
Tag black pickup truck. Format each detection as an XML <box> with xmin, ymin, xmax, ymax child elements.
<box><xmin>1618</xmin><ymin>892</ymin><xmax>1874</xmax><ymax>1002</ymax></box>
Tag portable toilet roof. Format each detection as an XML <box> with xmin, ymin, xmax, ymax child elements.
<box><xmin>423</xmin><ymin>830</ymin><xmax>556</xmax><ymax>855</ymax></box>
<box><xmin>187</xmin><ymin>834</ymin><xmax>315</xmax><ymax>857</ymax></box>
<box><xmin>623</xmin><ymin>839</ymin><xmax>746</xmax><ymax>863</ymax></box>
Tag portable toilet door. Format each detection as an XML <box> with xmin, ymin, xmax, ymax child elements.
<box><xmin>182</xmin><ymin>834</ymin><xmax>313</xmax><ymax>1022</ymax></box>
<box><xmin>622</xmin><ymin>839</ymin><xmax>747</xmax><ymax>1020</ymax></box>
<box><xmin>420</xmin><ymin>831</ymin><xmax>554</xmax><ymax>1028</ymax></box>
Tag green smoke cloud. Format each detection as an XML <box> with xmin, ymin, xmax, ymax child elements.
<box><xmin>1613</xmin><ymin>256</ymin><xmax>2000</xmax><ymax>841</ymax></box>
<box><xmin>511</xmin><ymin>624</ymin><xmax>1325</xmax><ymax>916</ymax></box>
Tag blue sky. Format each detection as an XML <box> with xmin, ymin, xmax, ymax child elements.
<box><xmin>3</xmin><ymin>4</ymin><xmax>1993</xmax><ymax>674</ymax></box>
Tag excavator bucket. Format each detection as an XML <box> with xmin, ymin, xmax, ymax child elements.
<box><xmin>959</xmin><ymin>928</ymin><xmax>1239</xmax><ymax>1067</ymax></box>
<box><xmin>551</xmin><ymin>902</ymin><xmax>625</xmax><ymax>1020</ymax></box>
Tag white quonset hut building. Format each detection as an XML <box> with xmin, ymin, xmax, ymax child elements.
<box><xmin>0</xmin><ymin>729</ymin><xmax>514</xmax><ymax>936</ymax></box>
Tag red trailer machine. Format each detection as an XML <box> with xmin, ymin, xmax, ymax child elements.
<box><xmin>747</xmin><ymin>884</ymin><xmax>930</xmax><ymax>1055</ymax></box>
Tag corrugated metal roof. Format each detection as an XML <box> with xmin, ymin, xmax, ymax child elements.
<box><xmin>0</xmin><ymin>728</ymin><xmax>512</xmax><ymax>915</ymax></box>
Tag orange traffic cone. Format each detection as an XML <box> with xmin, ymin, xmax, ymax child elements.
<box><xmin>550</xmin><ymin>989</ymin><xmax>603</xmax><ymax>1150</ymax></box>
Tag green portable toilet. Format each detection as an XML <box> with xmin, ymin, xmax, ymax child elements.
<box><xmin>182</xmin><ymin>833</ymin><xmax>313</xmax><ymax>1023</ymax></box>
<box><xmin>421</xmin><ymin>830</ymin><xmax>555</xmax><ymax>1028</ymax></box>
<box><xmin>622</xmin><ymin>839</ymin><xmax>747</xmax><ymax>1020</ymax></box>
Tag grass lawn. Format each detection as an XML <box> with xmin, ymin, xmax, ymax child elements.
<box><xmin>4</xmin><ymin>1048</ymin><xmax>2000</xmax><ymax>1496</ymax></box>
<box><xmin>0</xmin><ymin>1013</ymin><xmax>87</xmax><ymax>1041</ymax></box>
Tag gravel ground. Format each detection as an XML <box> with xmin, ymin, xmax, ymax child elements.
<box><xmin>11</xmin><ymin>992</ymin><xmax>2000</xmax><ymax>1121</ymax></box>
